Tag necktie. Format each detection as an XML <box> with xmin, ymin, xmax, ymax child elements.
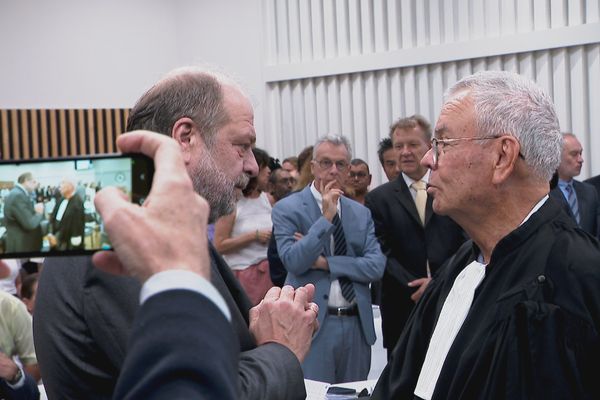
<box><xmin>332</xmin><ymin>213</ymin><xmax>355</xmax><ymax>302</ymax></box>
<box><xmin>411</xmin><ymin>180</ymin><xmax>427</xmax><ymax>225</ymax></box>
<box><xmin>565</xmin><ymin>183</ymin><xmax>581</xmax><ymax>225</ymax></box>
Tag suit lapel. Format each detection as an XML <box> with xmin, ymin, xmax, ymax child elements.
<box><xmin>208</xmin><ymin>242</ymin><xmax>252</xmax><ymax>323</ymax></box>
<box><xmin>573</xmin><ymin>180</ymin><xmax>595</xmax><ymax>233</ymax></box>
<box><xmin>300</xmin><ymin>186</ymin><xmax>322</xmax><ymax>224</ymax></box>
<box><xmin>393</xmin><ymin>177</ymin><xmax>422</xmax><ymax>226</ymax></box>
<box><xmin>424</xmin><ymin>195</ymin><xmax>434</xmax><ymax>226</ymax></box>
<box><xmin>550</xmin><ymin>186</ymin><xmax>576</xmax><ymax>220</ymax></box>
<box><xmin>301</xmin><ymin>185</ymin><xmax>333</xmax><ymax>256</ymax></box>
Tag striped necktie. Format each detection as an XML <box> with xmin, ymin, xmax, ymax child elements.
<box><xmin>565</xmin><ymin>182</ymin><xmax>581</xmax><ymax>225</ymax></box>
<box><xmin>332</xmin><ymin>213</ymin><xmax>355</xmax><ymax>302</ymax></box>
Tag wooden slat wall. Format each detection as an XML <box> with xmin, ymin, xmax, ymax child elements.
<box><xmin>0</xmin><ymin>109</ymin><xmax>130</xmax><ymax>160</ymax></box>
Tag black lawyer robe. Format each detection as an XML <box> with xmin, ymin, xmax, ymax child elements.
<box><xmin>372</xmin><ymin>197</ymin><xmax>600</xmax><ymax>400</ymax></box>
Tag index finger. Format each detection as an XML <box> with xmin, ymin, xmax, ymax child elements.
<box><xmin>117</xmin><ymin>131</ymin><xmax>190</xmax><ymax>193</ymax></box>
<box><xmin>324</xmin><ymin>180</ymin><xmax>336</xmax><ymax>193</ymax></box>
<box><xmin>263</xmin><ymin>286</ymin><xmax>282</xmax><ymax>302</ymax></box>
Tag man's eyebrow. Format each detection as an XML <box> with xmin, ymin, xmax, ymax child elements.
<box><xmin>434</xmin><ymin>126</ymin><xmax>447</xmax><ymax>137</ymax></box>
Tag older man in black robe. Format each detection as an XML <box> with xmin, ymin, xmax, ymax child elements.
<box><xmin>372</xmin><ymin>71</ymin><xmax>600</xmax><ymax>399</ymax></box>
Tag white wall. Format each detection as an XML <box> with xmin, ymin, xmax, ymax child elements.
<box><xmin>262</xmin><ymin>0</ymin><xmax>600</xmax><ymax>185</ymax></box>
<box><xmin>0</xmin><ymin>0</ymin><xmax>266</xmax><ymax>136</ymax></box>
<box><xmin>0</xmin><ymin>0</ymin><xmax>179</xmax><ymax>108</ymax></box>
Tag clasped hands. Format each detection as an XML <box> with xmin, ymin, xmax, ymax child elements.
<box><xmin>249</xmin><ymin>284</ymin><xmax>319</xmax><ymax>363</ymax></box>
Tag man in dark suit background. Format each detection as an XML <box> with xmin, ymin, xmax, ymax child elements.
<box><xmin>3</xmin><ymin>172</ymin><xmax>44</xmax><ymax>253</ymax></box>
<box><xmin>549</xmin><ymin>132</ymin><xmax>600</xmax><ymax>238</ymax></box>
<box><xmin>48</xmin><ymin>177</ymin><xmax>85</xmax><ymax>250</ymax></box>
<box><xmin>34</xmin><ymin>67</ymin><xmax>317</xmax><ymax>400</ymax></box>
<box><xmin>585</xmin><ymin>174</ymin><xmax>600</xmax><ymax>197</ymax></box>
<box><xmin>365</xmin><ymin>115</ymin><xmax>466</xmax><ymax>358</ymax></box>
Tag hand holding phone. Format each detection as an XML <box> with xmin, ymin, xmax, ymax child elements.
<box><xmin>0</xmin><ymin>152</ymin><xmax>153</xmax><ymax>258</ymax></box>
<box><xmin>92</xmin><ymin>131</ymin><xmax>211</xmax><ymax>283</ymax></box>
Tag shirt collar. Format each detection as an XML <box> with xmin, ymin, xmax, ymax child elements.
<box><xmin>15</xmin><ymin>183</ymin><xmax>28</xmax><ymax>194</ymax></box>
<box><xmin>402</xmin><ymin>170</ymin><xmax>430</xmax><ymax>188</ymax></box>
<box><xmin>558</xmin><ymin>179</ymin><xmax>573</xmax><ymax>189</ymax></box>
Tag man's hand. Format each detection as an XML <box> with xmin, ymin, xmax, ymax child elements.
<box><xmin>0</xmin><ymin>261</ymin><xmax>9</xmax><ymax>280</ymax></box>
<box><xmin>313</xmin><ymin>255</ymin><xmax>329</xmax><ymax>271</ymax></box>
<box><xmin>319</xmin><ymin>180</ymin><xmax>343</xmax><ymax>221</ymax></box>
<box><xmin>249</xmin><ymin>284</ymin><xmax>319</xmax><ymax>363</ymax></box>
<box><xmin>34</xmin><ymin>203</ymin><xmax>44</xmax><ymax>214</ymax></box>
<box><xmin>408</xmin><ymin>277</ymin><xmax>432</xmax><ymax>302</ymax></box>
<box><xmin>47</xmin><ymin>234</ymin><xmax>57</xmax><ymax>248</ymax></box>
<box><xmin>92</xmin><ymin>131</ymin><xmax>211</xmax><ymax>283</ymax></box>
<box><xmin>0</xmin><ymin>352</ymin><xmax>19</xmax><ymax>382</ymax></box>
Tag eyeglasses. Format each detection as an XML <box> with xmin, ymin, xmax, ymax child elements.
<box><xmin>349</xmin><ymin>171</ymin><xmax>368</xmax><ymax>179</ymax></box>
<box><xmin>430</xmin><ymin>136</ymin><xmax>499</xmax><ymax>168</ymax></box>
<box><xmin>315</xmin><ymin>159</ymin><xmax>349</xmax><ymax>172</ymax></box>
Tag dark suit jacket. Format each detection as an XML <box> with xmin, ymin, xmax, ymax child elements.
<box><xmin>365</xmin><ymin>176</ymin><xmax>467</xmax><ymax>350</ymax></box>
<box><xmin>3</xmin><ymin>186</ymin><xmax>43</xmax><ymax>253</ymax></box>
<box><xmin>50</xmin><ymin>195</ymin><xmax>85</xmax><ymax>250</ymax></box>
<box><xmin>0</xmin><ymin>373</ymin><xmax>40</xmax><ymax>400</ymax></box>
<box><xmin>550</xmin><ymin>180</ymin><xmax>600</xmax><ymax>238</ymax></box>
<box><xmin>113</xmin><ymin>289</ymin><xmax>238</xmax><ymax>400</ymax></box>
<box><xmin>585</xmin><ymin>175</ymin><xmax>600</xmax><ymax>197</ymax></box>
<box><xmin>34</xmin><ymin>244</ymin><xmax>305</xmax><ymax>400</ymax></box>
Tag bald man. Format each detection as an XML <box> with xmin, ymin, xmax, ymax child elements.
<box><xmin>48</xmin><ymin>178</ymin><xmax>85</xmax><ymax>250</ymax></box>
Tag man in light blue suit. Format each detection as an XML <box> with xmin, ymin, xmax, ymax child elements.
<box><xmin>272</xmin><ymin>135</ymin><xmax>385</xmax><ymax>384</ymax></box>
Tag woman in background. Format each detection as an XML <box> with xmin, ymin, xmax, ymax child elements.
<box><xmin>214</xmin><ymin>147</ymin><xmax>274</xmax><ymax>305</ymax></box>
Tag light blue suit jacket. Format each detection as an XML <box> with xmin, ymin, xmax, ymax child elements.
<box><xmin>272</xmin><ymin>186</ymin><xmax>386</xmax><ymax>345</ymax></box>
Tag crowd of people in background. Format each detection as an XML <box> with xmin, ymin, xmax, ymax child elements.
<box><xmin>1</xmin><ymin>66</ymin><xmax>600</xmax><ymax>400</ymax></box>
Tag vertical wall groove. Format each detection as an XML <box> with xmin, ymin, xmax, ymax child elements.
<box><xmin>262</xmin><ymin>0</ymin><xmax>600</xmax><ymax>183</ymax></box>
<box><xmin>0</xmin><ymin>108</ymin><xmax>129</xmax><ymax>160</ymax></box>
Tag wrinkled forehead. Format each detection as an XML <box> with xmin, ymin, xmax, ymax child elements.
<box><xmin>435</xmin><ymin>91</ymin><xmax>476</xmax><ymax>137</ymax></box>
<box><xmin>315</xmin><ymin>142</ymin><xmax>349</xmax><ymax>160</ymax></box>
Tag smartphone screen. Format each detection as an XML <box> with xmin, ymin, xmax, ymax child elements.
<box><xmin>0</xmin><ymin>154</ymin><xmax>153</xmax><ymax>258</ymax></box>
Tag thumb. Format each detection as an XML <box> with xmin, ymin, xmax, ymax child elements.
<box><xmin>92</xmin><ymin>251</ymin><xmax>126</xmax><ymax>276</ymax></box>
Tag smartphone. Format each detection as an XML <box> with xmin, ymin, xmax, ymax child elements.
<box><xmin>0</xmin><ymin>153</ymin><xmax>153</xmax><ymax>259</ymax></box>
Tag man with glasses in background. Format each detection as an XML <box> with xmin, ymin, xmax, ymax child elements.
<box><xmin>372</xmin><ymin>71</ymin><xmax>600</xmax><ymax>399</ymax></box>
<box><xmin>346</xmin><ymin>158</ymin><xmax>372</xmax><ymax>205</ymax></box>
<box><xmin>272</xmin><ymin>135</ymin><xmax>385</xmax><ymax>383</ymax></box>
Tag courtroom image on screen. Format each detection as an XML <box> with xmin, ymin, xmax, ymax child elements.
<box><xmin>0</xmin><ymin>158</ymin><xmax>133</xmax><ymax>255</ymax></box>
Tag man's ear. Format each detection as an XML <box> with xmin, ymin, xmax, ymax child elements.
<box><xmin>171</xmin><ymin>117</ymin><xmax>202</xmax><ymax>163</ymax></box>
<box><xmin>492</xmin><ymin>135</ymin><xmax>520</xmax><ymax>185</ymax></box>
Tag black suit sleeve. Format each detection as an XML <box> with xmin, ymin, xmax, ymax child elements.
<box><xmin>267</xmin><ymin>229</ymin><xmax>287</xmax><ymax>287</ymax></box>
<box><xmin>113</xmin><ymin>289</ymin><xmax>239</xmax><ymax>400</ymax></box>
<box><xmin>0</xmin><ymin>373</ymin><xmax>40</xmax><ymax>400</ymax></box>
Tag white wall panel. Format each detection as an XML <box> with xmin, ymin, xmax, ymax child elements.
<box><xmin>587</xmin><ymin>45</ymin><xmax>600</xmax><ymax>173</ymax></box>
<box><xmin>261</xmin><ymin>0</ymin><xmax>600</xmax><ymax>183</ymax></box>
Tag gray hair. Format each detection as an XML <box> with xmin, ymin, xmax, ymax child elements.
<box><xmin>446</xmin><ymin>71</ymin><xmax>562</xmax><ymax>181</ymax></box>
<box><xmin>313</xmin><ymin>135</ymin><xmax>352</xmax><ymax>160</ymax></box>
<box><xmin>126</xmin><ymin>66</ymin><xmax>247</xmax><ymax>148</ymax></box>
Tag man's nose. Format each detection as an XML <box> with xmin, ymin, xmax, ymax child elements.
<box><xmin>421</xmin><ymin>148</ymin><xmax>434</xmax><ymax>169</ymax></box>
<box><xmin>244</xmin><ymin>151</ymin><xmax>259</xmax><ymax>177</ymax></box>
